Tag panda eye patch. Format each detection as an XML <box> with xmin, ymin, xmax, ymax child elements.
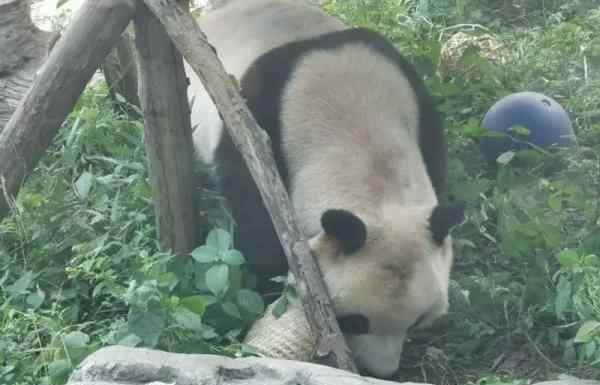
<box><xmin>321</xmin><ymin>209</ymin><xmax>367</xmax><ymax>254</ymax></box>
<box><xmin>337</xmin><ymin>314</ymin><xmax>370</xmax><ymax>335</ymax></box>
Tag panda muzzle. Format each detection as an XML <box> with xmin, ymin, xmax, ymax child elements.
<box><xmin>337</xmin><ymin>313</ymin><xmax>370</xmax><ymax>335</ymax></box>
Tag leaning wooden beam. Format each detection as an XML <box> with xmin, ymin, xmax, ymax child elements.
<box><xmin>0</xmin><ymin>0</ymin><xmax>137</xmax><ymax>219</ymax></box>
<box><xmin>142</xmin><ymin>0</ymin><xmax>358</xmax><ymax>373</ymax></box>
<box><xmin>133</xmin><ymin>2</ymin><xmax>201</xmax><ymax>254</ymax></box>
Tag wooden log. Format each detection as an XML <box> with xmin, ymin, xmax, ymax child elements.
<box><xmin>102</xmin><ymin>26</ymin><xmax>140</xmax><ymax>109</ymax></box>
<box><xmin>133</xmin><ymin>2</ymin><xmax>201</xmax><ymax>254</ymax></box>
<box><xmin>142</xmin><ymin>0</ymin><xmax>357</xmax><ymax>373</ymax></box>
<box><xmin>0</xmin><ymin>0</ymin><xmax>60</xmax><ymax>129</ymax></box>
<box><xmin>0</xmin><ymin>0</ymin><xmax>136</xmax><ymax>219</ymax></box>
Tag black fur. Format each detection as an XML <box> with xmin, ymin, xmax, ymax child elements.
<box><xmin>214</xmin><ymin>27</ymin><xmax>448</xmax><ymax>289</ymax></box>
<box><xmin>429</xmin><ymin>202</ymin><xmax>465</xmax><ymax>245</ymax></box>
<box><xmin>337</xmin><ymin>314</ymin><xmax>370</xmax><ymax>335</ymax></box>
<box><xmin>321</xmin><ymin>209</ymin><xmax>367</xmax><ymax>254</ymax></box>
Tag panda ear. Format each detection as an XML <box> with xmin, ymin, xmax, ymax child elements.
<box><xmin>321</xmin><ymin>209</ymin><xmax>367</xmax><ymax>254</ymax></box>
<box><xmin>429</xmin><ymin>202</ymin><xmax>466</xmax><ymax>245</ymax></box>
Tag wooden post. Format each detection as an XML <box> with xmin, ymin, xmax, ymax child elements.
<box><xmin>142</xmin><ymin>0</ymin><xmax>357</xmax><ymax>372</ymax></box>
<box><xmin>133</xmin><ymin>2</ymin><xmax>200</xmax><ymax>254</ymax></box>
<box><xmin>0</xmin><ymin>0</ymin><xmax>59</xmax><ymax>128</ymax></box>
<box><xmin>102</xmin><ymin>27</ymin><xmax>140</xmax><ymax>109</ymax></box>
<box><xmin>0</xmin><ymin>0</ymin><xmax>136</xmax><ymax>219</ymax></box>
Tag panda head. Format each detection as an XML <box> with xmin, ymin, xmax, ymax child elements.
<box><xmin>307</xmin><ymin>202</ymin><xmax>465</xmax><ymax>378</ymax></box>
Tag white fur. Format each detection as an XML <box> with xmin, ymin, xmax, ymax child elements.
<box><xmin>346</xmin><ymin>332</ymin><xmax>407</xmax><ymax>377</ymax></box>
<box><xmin>281</xmin><ymin>45</ymin><xmax>435</xmax><ymax>236</ymax></box>
<box><xmin>310</xmin><ymin>206</ymin><xmax>453</xmax><ymax>378</ymax></box>
<box><xmin>187</xmin><ymin>0</ymin><xmax>344</xmax><ymax>162</ymax></box>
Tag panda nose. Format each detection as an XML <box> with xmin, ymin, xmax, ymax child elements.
<box><xmin>337</xmin><ymin>314</ymin><xmax>370</xmax><ymax>334</ymax></box>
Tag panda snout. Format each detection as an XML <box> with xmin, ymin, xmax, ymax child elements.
<box><xmin>336</xmin><ymin>313</ymin><xmax>370</xmax><ymax>335</ymax></box>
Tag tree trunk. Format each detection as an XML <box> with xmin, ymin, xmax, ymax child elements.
<box><xmin>0</xmin><ymin>0</ymin><xmax>137</xmax><ymax>219</ymax></box>
<box><xmin>102</xmin><ymin>26</ymin><xmax>140</xmax><ymax>109</ymax></box>
<box><xmin>141</xmin><ymin>0</ymin><xmax>358</xmax><ymax>373</ymax></box>
<box><xmin>133</xmin><ymin>1</ymin><xmax>201</xmax><ymax>254</ymax></box>
<box><xmin>0</xmin><ymin>0</ymin><xmax>60</xmax><ymax>129</ymax></box>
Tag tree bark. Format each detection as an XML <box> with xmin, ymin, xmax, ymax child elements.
<box><xmin>102</xmin><ymin>27</ymin><xmax>140</xmax><ymax>109</ymax></box>
<box><xmin>133</xmin><ymin>2</ymin><xmax>201</xmax><ymax>254</ymax></box>
<box><xmin>0</xmin><ymin>0</ymin><xmax>137</xmax><ymax>219</ymax></box>
<box><xmin>141</xmin><ymin>0</ymin><xmax>357</xmax><ymax>373</ymax></box>
<box><xmin>0</xmin><ymin>0</ymin><xmax>60</xmax><ymax>129</ymax></box>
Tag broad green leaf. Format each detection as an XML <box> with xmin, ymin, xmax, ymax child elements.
<box><xmin>127</xmin><ymin>307</ymin><xmax>166</xmax><ymax>348</ymax></box>
<box><xmin>0</xmin><ymin>270</ymin><xmax>8</xmax><ymax>286</ymax></box>
<box><xmin>269</xmin><ymin>275</ymin><xmax>288</xmax><ymax>284</ymax></box>
<box><xmin>191</xmin><ymin>245</ymin><xmax>218</xmax><ymax>263</ymax></box>
<box><xmin>548</xmin><ymin>194</ymin><xmax>562</xmax><ymax>211</ymax></box>
<box><xmin>222</xmin><ymin>302</ymin><xmax>242</xmax><ymax>319</ymax></box>
<box><xmin>205</xmin><ymin>264</ymin><xmax>229</xmax><ymax>296</ymax></box>
<box><xmin>48</xmin><ymin>359</ymin><xmax>72</xmax><ymax>385</ymax></box>
<box><xmin>557</xmin><ymin>249</ymin><xmax>579</xmax><ymax>268</ymax></box>
<box><xmin>174</xmin><ymin>306</ymin><xmax>204</xmax><ymax>332</ymax></box>
<box><xmin>496</xmin><ymin>151</ymin><xmax>515</xmax><ymax>165</ymax></box>
<box><xmin>26</xmin><ymin>287</ymin><xmax>45</xmax><ymax>308</ymax></box>
<box><xmin>509</xmin><ymin>124</ymin><xmax>530</xmax><ymax>137</ymax></box>
<box><xmin>63</xmin><ymin>331</ymin><xmax>92</xmax><ymax>366</ymax></box>
<box><xmin>63</xmin><ymin>331</ymin><xmax>89</xmax><ymax>349</ymax></box>
<box><xmin>75</xmin><ymin>172</ymin><xmax>93</xmax><ymax>199</ymax></box>
<box><xmin>222</xmin><ymin>249</ymin><xmax>245</xmax><ymax>266</ymax></box>
<box><xmin>202</xmin><ymin>326</ymin><xmax>219</xmax><ymax>340</ymax></box>
<box><xmin>6</xmin><ymin>271</ymin><xmax>34</xmax><ymax>295</ymax></box>
<box><xmin>180</xmin><ymin>295</ymin><xmax>207</xmax><ymax>316</ymax></box>
<box><xmin>585</xmin><ymin>340</ymin><xmax>597</xmax><ymax>358</ymax></box>
<box><xmin>206</xmin><ymin>229</ymin><xmax>231</xmax><ymax>251</ymax></box>
<box><xmin>575</xmin><ymin>321</ymin><xmax>600</xmax><ymax>343</ymax></box>
<box><xmin>157</xmin><ymin>272</ymin><xmax>179</xmax><ymax>291</ymax></box>
<box><xmin>117</xmin><ymin>334</ymin><xmax>142</xmax><ymax>347</ymax></box>
<box><xmin>272</xmin><ymin>297</ymin><xmax>288</xmax><ymax>319</ymax></box>
<box><xmin>583</xmin><ymin>254</ymin><xmax>599</xmax><ymax>266</ymax></box>
<box><xmin>236</xmin><ymin>289</ymin><xmax>265</xmax><ymax>315</ymax></box>
<box><xmin>225</xmin><ymin>328</ymin><xmax>242</xmax><ymax>341</ymax></box>
<box><xmin>554</xmin><ymin>276</ymin><xmax>572</xmax><ymax>320</ymax></box>
<box><xmin>92</xmin><ymin>282</ymin><xmax>106</xmax><ymax>298</ymax></box>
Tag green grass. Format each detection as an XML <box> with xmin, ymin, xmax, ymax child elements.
<box><xmin>2</xmin><ymin>1</ymin><xmax>600</xmax><ymax>384</ymax></box>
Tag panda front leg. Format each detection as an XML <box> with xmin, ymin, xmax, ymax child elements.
<box><xmin>213</xmin><ymin>128</ymin><xmax>289</xmax><ymax>297</ymax></box>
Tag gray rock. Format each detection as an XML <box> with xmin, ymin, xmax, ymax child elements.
<box><xmin>68</xmin><ymin>346</ymin><xmax>429</xmax><ymax>385</ymax></box>
<box><xmin>535</xmin><ymin>379</ymin><xmax>600</xmax><ymax>385</ymax></box>
<box><xmin>67</xmin><ymin>346</ymin><xmax>600</xmax><ymax>385</ymax></box>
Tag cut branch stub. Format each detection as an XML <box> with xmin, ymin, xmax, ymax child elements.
<box><xmin>0</xmin><ymin>0</ymin><xmax>60</xmax><ymax>129</ymax></box>
<box><xmin>141</xmin><ymin>0</ymin><xmax>357</xmax><ymax>372</ymax></box>
<box><xmin>0</xmin><ymin>0</ymin><xmax>137</xmax><ymax>219</ymax></box>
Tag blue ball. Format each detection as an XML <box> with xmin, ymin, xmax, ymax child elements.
<box><xmin>479</xmin><ymin>91</ymin><xmax>575</xmax><ymax>163</ymax></box>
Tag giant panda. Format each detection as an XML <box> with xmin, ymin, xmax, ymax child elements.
<box><xmin>186</xmin><ymin>0</ymin><xmax>465</xmax><ymax>378</ymax></box>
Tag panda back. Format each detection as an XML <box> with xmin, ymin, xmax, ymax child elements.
<box><xmin>188</xmin><ymin>0</ymin><xmax>345</xmax><ymax>163</ymax></box>
<box><xmin>239</xmin><ymin>28</ymin><xmax>447</xmax><ymax>201</ymax></box>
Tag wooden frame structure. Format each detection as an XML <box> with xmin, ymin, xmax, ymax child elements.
<box><xmin>0</xmin><ymin>0</ymin><xmax>357</xmax><ymax>373</ymax></box>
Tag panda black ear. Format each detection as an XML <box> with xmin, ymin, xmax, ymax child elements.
<box><xmin>429</xmin><ymin>202</ymin><xmax>466</xmax><ymax>245</ymax></box>
<box><xmin>321</xmin><ymin>209</ymin><xmax>367</xmax><ymax>254</ymax></box>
